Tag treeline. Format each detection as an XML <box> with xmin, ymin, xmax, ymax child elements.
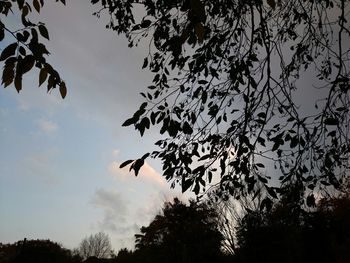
<box><xmin>1</xmin><ymin>185</ymin><xmax>350</xmax><ymax>263</ymax></box>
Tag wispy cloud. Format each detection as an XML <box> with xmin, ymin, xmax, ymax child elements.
<box><xmin>37</xmin><ymin>119</ymin><xmax>58</xmax><ymax>133</ymax></box>
<box><xmin>23</xmin><ymin>149</ymin><xmax>60</xmax><ymax>185</ymax></box>
<box><xmin>90</xmin><ymin>188</ymin><xmax>129</xmax><ymax>232</ymax></box>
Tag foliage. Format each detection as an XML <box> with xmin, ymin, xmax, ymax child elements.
<box><xmin>1</xmin><ymin>0</ymin><xmax>349</xmax><ymax>205</ymax></box>
<box><xmin>0</xmin><ymin>0</ymin><xmax>66</xmax><ymax>98</ymax></box>
<box><xmin>133</xmin><ymin>198</ymin><xmax>223</xmax><ymax>263</ymax></box>
<box><xmin>114</xmin><ymin>248</ymin><xmax>133</xmax><ymax>263</ymax></box>
<box><xmin>96</xmin><ymin>0</ymin><xmax>350</xmax><ymax>203</ymax></box>
<box><xmin>234</xmin><ymin>186</ymin><xmax>350</xmax><ymax>263</ymax></box>
<box><xmin>77</xmin><ymin>232</ymin><xmax>112</xmax><ymax>260</ymax></box>
<box><xmin>0</xmin><ymin>239</ymin><xmax>81</xmax><ymax>263</ymax></box>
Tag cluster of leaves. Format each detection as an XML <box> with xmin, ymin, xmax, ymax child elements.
<box><xmin>0</xmin><ymin>0</ymin><xmax>66</xmax><ymax>97</ymax></box>
<box><xmin>91</xmin><ymin>0</ymin><xmax>350</xmax><ymax>204</ymax></box>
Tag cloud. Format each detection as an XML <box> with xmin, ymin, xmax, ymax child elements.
<box><xmin>108</xmin><ymin>160</ymin><xmax>166</xmax><ymax>187</ymax></box>
<box><xmin>23</xmin><ymin>149</ymin><xmax>59</xmax><ymax>185</ymax></box>
<box><xmin>38</xmin><ymin>119</ymin><xmax>58</xmax><ymax>133</ymax></box>
<box><xmin>90</xmin><ymin>188</ymin><xmax>129</xmax><ymax>232</ymax></box>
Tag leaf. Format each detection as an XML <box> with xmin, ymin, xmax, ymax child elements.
<box><xmin>14</xmin><ymin>75</ymin><xmax>22</xmax><ymax>92</ymax></box>
<box><xmin>142</xmin><ymin>57</ymin><xmax>148</xmax><ymax>69</ymax></box>
<box><xmin>122</xmin><ymin>117</ymin><xmax>136</xmax><ymax>127</ymax></box>
<box><xmin>133</xmin><ymin>158</ymin><xmax>144</xmax><ymax>176</ymax></box>
<box><xmin>38</xmin><ymin>24</ymin><xmax>49</xmax><ymax>40</ymax></box>
<box><xmin>290</xmin><ymin>136</ymin><xmax>298</xmax><ymax>148</ymax></box>
<box><xmin>17</xmin><ymin>0</ymin><xmax>25</xmax><ymax>9</ymax></box>
<box><xmin>256</xmin><ymin>163</ymin><xmax>265</xmax><ymax>168</ymax></box>
<box><xmin>0</xmin><ymin>27</ymin><xmax>4</xmax><ymax>42</ymax></box>
<box><xmin>140</xmin><ymin>20</ymin><xmax>152</xmax><ymax>28</ymax></box>
<box><xmin>21</xmin><ymin>55</ymin><xmax>35</xmax><ymax>74</ymax></box>
<box><xmin>59</xmin><ymin>81</ymin><xmax>67</xmax><ymax>99</ymax></box>
<box><xmin>141</xmin><ymin>153</ymin><xmax>150</xmax><ymax>160</ymax></box>
<box><xmin>119</xmin><ymin>159</ymin><xmax>134</xmax><ymax>169</ymax></box>
<box><xmin>0</xmin><ymin>43</ymin><xmax>18</xmax><ymax>61</ymax></box>
<box><xmin>182</xmin><ymin>178</ymin><xmax>193</xmax><ymax>193</ymax></box>
<box><xmin>33</xmin><ymin>0</ymin><xmax>40</xmax><ymax>13</ymax></box>
<box><xmin>39</xmin><ymin>67</ymin><xmax>48</xmax><ymax>86</ymax></box>
<box><xmin>2</xmin><ymin>58</ymin><xmax>16</xmax><ymax>87</ymax></box>
<box><xmin>257</xmin><ymin>137</ymin><xmax>266</xmax><ymax>147</ymax></box>
<box><xmin>272</xmin><ymin>141</ymin><xmax>280</xmax><ymax>151</ymax></box>
<box><xmin>182</xmin><ymin>121</ymin><xmax>193</xmax><ymax>135</ymax></box>
<box><xmin>324</xmin><ymin>117</ymin><xmax>339</xmax><ymax>126</ymax></box>
<box><xmin>266</xmin><ymin>187</ymin><xmax>277</xmax><ymax>199</ymax></box>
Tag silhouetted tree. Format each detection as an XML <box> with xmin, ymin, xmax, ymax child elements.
<box><xmin>0</xmin><ymin>239</ymin><xmax>80</xmax><ymax>263</ymax></box>
<box><xmin>234</xmin><ymin>184</ymin><xmax>350</xmax><ymax>263</ymax></box>
<box><xmin>210</xmin><ymin>182</ymin><xmax>265</xmax><ymax>255</ymax></box>
<box><xmin>114</xmin><ymin>248</ymin><xmax>133</xmax><ymax>263</ymax></box>
<box><xmin>134</xmin><ymin>198</ymin><xmax>223</xmax><ymax>263</ymax></box>
<box><xmin>77</xmin><ymin>232</ymin><xmax>112</xmax><ymax>260</ymax></box>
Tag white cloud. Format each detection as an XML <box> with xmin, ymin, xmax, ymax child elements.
<box><xmin>38</xmin><ymin>119</ymin><xmax>58</xmax><ymax>133</ymax></box>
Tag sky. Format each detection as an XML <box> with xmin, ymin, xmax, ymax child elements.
<box><xmin>0</xmin><ymin>1</ymin><xmax>185</xmax><ymax>251</ymax></box>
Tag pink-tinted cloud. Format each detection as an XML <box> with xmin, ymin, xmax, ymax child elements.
<box><xmin>108</xmin><ymin>160</ymin><xmax>166</xmax><ymax>187</ymax></box>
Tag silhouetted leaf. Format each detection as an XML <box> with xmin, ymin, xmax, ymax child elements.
<box><xmin>256</xmin><ymin>163</ymin><xmax>265</xmax><ymax>168</ymax></box>
<box><xmin>33</xmin><ymin>0</ymin><xmax>40</xmax><ymax>13</ymax></box>
<box><xmin>21</xmin><ymin>55</ymin><xmax>35</xmax><ymax>74</ymax></box>
<box><xmin>14</xmin><ymin>75</ymin><xmax>22</xmax><ymax>92</ymax></box>
<box><xmin>133</xmin><ymin>158</ymin><xmax>144</xmax><ymax>176</ymax></box>
<box><xmin>39</xmin><ymin>67</ymin><xmax>48</xmax><ymax>86</ymax></box>
<box><xmin>324</xmin><ymin>117</ymin><xmax>339</xmax><ymax>126</ymax></box>
<box><xmin>59</xmin><ymin>81</ymin><xmax>67</xmax><ymax>99</ymax></box>
<box><xmin>0</xmin><ymin>43</ymin><xmax>17</xmax><ymax>61</ymax></box>
<box><xmin>122</xmin><ymin>117</ymin><xmax>136</xmax><ymax>127</ymax></box>
<box><xmin>0</xmin><ymin>27</ymin><xmax>4</xmax><ymax>41</ymax></box>
<box><xmin>119</xmin><ymin>159</ymin><xmax>134</xmax><ymax>168</ymax></box>
<box><xmin>140</xmin><ymin>20</ymin><xmax>151</xmax><ymax>28</ymax></box>
<box><xmin>182</xmin><ymin>178</ymin><xmax>193</xmax><ymax>193</ymax></box>
<box><xmin>38</xmin><ymin>24</ymin><xmax>49</xmax><ymax>40</ymax></box>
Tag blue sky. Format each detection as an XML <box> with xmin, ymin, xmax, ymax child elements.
<box><xmin>0</xmin><ymin>1</ymin><xmax>184</xmax><ymax>251</ymax></box>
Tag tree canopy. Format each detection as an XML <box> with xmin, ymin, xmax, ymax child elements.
<box><xmin>133</xmin><ymin>198</ymin><xmax>223</xmax><ymax>263</ymax></box>
<box><xmin>1</xmin><ymin>0</ymin><xmax>350</xmax><ymax>204</ymax></box>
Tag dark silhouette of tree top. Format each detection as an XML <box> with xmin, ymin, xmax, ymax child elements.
<box><xmin>0</xmin><ymin>239</ymin><xmax>79</xmax><ymax>263</ymax></box>
<box><xmin>77</xmin><ymin>232</ymin><xmax>112</xmax><ymax>260</ymax></box>
<box><xmin>134</xmin><ymin>198</ymin><xmax>223</xmax><ymax>263</ymax></box>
